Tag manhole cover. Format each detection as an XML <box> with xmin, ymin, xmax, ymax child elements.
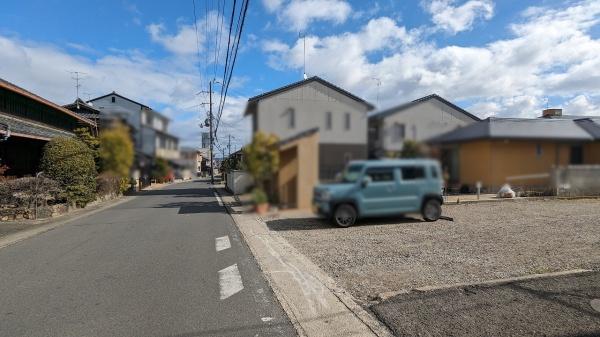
<box><xmin>591</xmin><ymin>299</ymin><xmax>600</xmax><ymax>313</ymax></box>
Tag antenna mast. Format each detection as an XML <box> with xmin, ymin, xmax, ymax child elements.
<box><xmin>69</xmin><ymin>71</ymin><xmax>87</xmax><ymax>99</ymax></box>
<box><xmin>299</xmin><ymin>32</ymin><xmax>307</xmax><ymax>79</ymax></box>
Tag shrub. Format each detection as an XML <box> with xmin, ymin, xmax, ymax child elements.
<box><xmin>99</xmin><ymin>123</ymin><xmax>134</xmax><ymax>178</ymax></box>
<box><xmin>243</xmin><ymin>132</ymin><xmax>279</xmax><ymax>193</ymax></box>
<box><xmin>40</xmin><ymin>137</ymin><xmax>97</xmax><ymax>207</ymax></box>
<box><xmin>400</xmin><ymin>140</ymin><xmax>427</xmax><ymax>158</ymax></box>
<box><xmin>96</xmin><ymin>173</ymin><xmax>121</xmax><ymax>197</ymax></box>
<box><xmin>75</xmin><ymin>127</ymin><xmax>100</xmax><ymax>171</ymax></box>
<box><xmin>152</xmin><ymin>157</ymin><xmax>171</xmax><ymax>183</ymax></box>
<box><xmin>251</xmin><ymin>187</ymin><xmax>268</xmax><ymax>205</ymax></box>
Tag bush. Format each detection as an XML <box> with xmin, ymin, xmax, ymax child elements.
<box><xmin>99</xmin><ymin>123</ymin><xmax>134</xmax><ymax>178</ymax></box>
<box><xmin>252</xmin><ymin>187</ymin><xmax>268</xmax><ymax>205</ymax></box>
<box><xmin>244</xmin><ymin>132</ymin><xmax>279</xmax><ymax>194</ymax></box>
<box><xmin>0</xmin><ymin>177</ymin><xmax>62</xmax><ymax>208</ymax></box>
<box><xmin>152</xmin><ymin>157</ymin><xmax>171</xmax><ymax>183</ymax></box>
<box><xmin>40</xmin><ymin>137</ymin><xmax>97</xmax><ymax>207</ymax></box>
<box><xmin>400</xmin><ymin>140</ymin><xmax>427</xmax><ymax>158</ymax></box>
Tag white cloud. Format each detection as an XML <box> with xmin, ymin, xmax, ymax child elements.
<box><xmin>0</xmin><ymin>34</ymin><xmax>250</xmax><ymax>148</ymax></box>
<box><xmin>263</xmin><ymin>0</ymin><xmax>352</xmax><ymax>31</ymax></box>
<box><xmin>263</xmin><ymin>0</ymin><xmax>600</xmax><ymax>118</ymax></box>
<box><xmin>262</xmin><ymin>0</ymin><xmax>284</xmax><ymax>12</ymax></box>
<box><xmin>423</xmin><ymin>0</ymin><xmax>494</xmax><ymax>34</ymax></box>
<box><xmin>562</xmin><ymin>95</ymin><xmax>600</xmax><ymax>116</ymax></box>
<box><xmin>147</xmin><ymin>23</ymin><xmax>199</xmax><ymax>55</ymax></box>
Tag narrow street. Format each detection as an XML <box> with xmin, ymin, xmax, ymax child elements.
<box><xmin>0</xmin><ymin>180</ymin><xmax>295</xmax><ymax>337</ymax></box>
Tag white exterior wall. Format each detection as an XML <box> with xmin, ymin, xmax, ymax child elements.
<box><xmin>377</xmin><ymin>99</ymin><xmax>476</xmax><ymax>152</ymax></box>
<box><xmin>255</xmin><ymin>81</ymin><xmax>369</xmax><ymax>144</ymax></box>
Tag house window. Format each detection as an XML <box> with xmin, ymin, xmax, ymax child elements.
<box><xmin>325</xmin><ymin>111</ymin><xmax>332</xmax><ymax>130</ymax></box>
<box><xmin>393</xmin><ymin>123</ymin><xmax>405</xmax><ymax>141</ymax></box>
<box><xmin>285</xmin><ymin>108</ymin><xmax>295</xmax><ymax>129</ymax></box>
<box><xmin>344</xmin><ymin>112</ymin><xmax>350</xmax><ymax>130</ymax></box>
<box><xmin>536</xmin><ymin>144</ymin><xmax>543</xmax><ymax>157</ymax></box>
<box><xmin>570</xmin><ymin>145</ymin><xmax>583</xmax><ymax>164</ymax></box>
<box><xmin>111</xmin><ymin>96</ymin><xmax>116</xmax><ymax>103</ymax></box>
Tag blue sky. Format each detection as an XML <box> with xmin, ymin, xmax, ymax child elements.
<box><xmin>1</xmin><ymin>0</ymin><xmax>599</xmax><ymax>150</ymax></box>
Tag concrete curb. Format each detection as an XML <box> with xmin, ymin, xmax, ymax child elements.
<box><xmin>214</xmin><ymin>188</ymin><xmax>394</xmax><ymax>337</ymax></box>
<box><xmin>377</xmin><ymin>269</ymin><xmax>594</xmax><ymax>301</ymax></box>
<box><xmin>443</xmin><ymin>195</ymin><xmax>600</xmax><ymax>206</ymax></box>
<box><xmin>0</xmin><ymin>196</ymin><xmax>135</xmax><ymax>250</ymax></box>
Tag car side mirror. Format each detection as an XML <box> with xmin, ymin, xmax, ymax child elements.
<box><xmin>361</xmin><ymin>176</ymin><xmax>372</xmax><ymax>188</ymax></box>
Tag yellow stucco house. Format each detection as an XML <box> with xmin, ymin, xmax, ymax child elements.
<box><xmin>429</xmin><ymin>111</ymin><xmax>600</xmax><ymax>192</ymax></box>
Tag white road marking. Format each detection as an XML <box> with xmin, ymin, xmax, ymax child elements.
<box><xmin>213</xmin><ymin>191</ymin><xmax>224</xmax><ymax>206</ymax></box>
<box><xmin>218</xmin><ymin>264</ymin><xmax>244</xmax><ymax>300</ymax></box>
<box><xmin>215</xmin><ymin>236</ymin><xmax>231</xmax><ymax>252</ymax></box>
<box><xmin>261</xmin><ymin>317</ymin><xmax>273</xmax><ymax>322</ymax></box>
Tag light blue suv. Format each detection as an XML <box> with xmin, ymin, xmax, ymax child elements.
<box><xmin>313</xmin><ymin>159</ymin><xmax>444</xmax><ymax>227</ymax></box>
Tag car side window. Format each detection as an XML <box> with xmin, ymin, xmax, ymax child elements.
<box><xmin>430</xmin><ymin>166</ymin><xmax>438</xmax><ymax>179</ymax></box>
<box><xmin>366</xmin><ymin>167</ymin><xmax>395</xmax><ymax>182</ymax></box>
<box><xmin>401</xmin><ymin>166</ymin><xmax>425</xmax><ymax>180</ymax></box>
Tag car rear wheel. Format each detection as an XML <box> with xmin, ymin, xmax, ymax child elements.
<box><xmin>333</xmin><ymin>204</ymin><xmax>357</xmax><ymax>227</ymax></box>
<box><xmin>422</xmin><ymin>198</ymin><xmax>442</xmax><ymax>222</ymax></box>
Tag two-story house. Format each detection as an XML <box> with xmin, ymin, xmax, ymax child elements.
<box><xmin>0</xmin><ymin>78</ymin><xmax>96</xmax><ymax>176</ymax></box>
<box><xmin>244</xmin><ymin>76</ymin><xmax>374</xmax><ymax>181</ymax></box>
<box><xmin>368</xmin><ymin>94</ymin><xmax>480</xmax><ymax>158</ymax></box>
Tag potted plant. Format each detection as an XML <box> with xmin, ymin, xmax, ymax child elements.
<box><xmin>252</xmin><ymin>187</ymin><xmax>269</xmax><ymax>214</ymax></box>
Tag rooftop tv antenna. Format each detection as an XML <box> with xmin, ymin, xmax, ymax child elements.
<box><xmin>69</xmin><ymin>71</ymin><xmax>87</xmax><ymax>99</ymax></box>
<box><xmin>299</xmin><ymin>32</ymin><xmax>307</xmax><ymax>79</ymax></box>
<box><xmin>371</xmin><ymin>77</ymin><xmax>382</xmax><ymax>106</ymax></box>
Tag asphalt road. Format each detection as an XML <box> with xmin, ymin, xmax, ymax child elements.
<box><xmin>0</xmin><ymin>180</ymin><xmax>296</xmax><ymax>337</ymax></box>
<box><xmin>372</xmin><ymin>271</ymin><xmax>600</xmax><ymax>337</ymax></box>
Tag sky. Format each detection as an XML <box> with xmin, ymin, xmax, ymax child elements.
<box><xmin>1</xmin><ymin>0</ymin><xmax>599</xmax><ymax>152</ymax></box>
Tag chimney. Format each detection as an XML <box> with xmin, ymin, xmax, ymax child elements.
<box><xmin>542</xmin><ymin>108</ymin><xmax>562</xmax><ymax>118</ymax></box>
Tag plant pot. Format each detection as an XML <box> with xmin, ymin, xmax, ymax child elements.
<box><xmin>255</xmin><ymin>203</ymin><xmax>269</xmax><ymax>214</ymax></box>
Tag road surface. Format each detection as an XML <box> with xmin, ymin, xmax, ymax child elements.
<box><xmin>0</xmin><ymin>180</ymin><xmax>295</xmax><ymax>337</ymax></box>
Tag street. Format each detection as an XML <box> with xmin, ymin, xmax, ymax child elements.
<box><xmin>0</xmin><ymin>180</ymin><xmax>295</xmax><ymax>337</ymax></box>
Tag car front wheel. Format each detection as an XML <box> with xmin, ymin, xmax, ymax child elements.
<box><xmin>333</xmin><ymin>204</ymin><xmax>357</xmax><ymax>227</ymax></box>
<box><xmin>422</xmin><ymin>198</ymin><xmax>442</xmax><ymax>222</ymax></box>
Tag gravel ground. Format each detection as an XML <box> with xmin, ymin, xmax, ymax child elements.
<box><xmin>264</xmin><ymin>199</ymin><xmax>600</xmax><ymax>303</ymax></box>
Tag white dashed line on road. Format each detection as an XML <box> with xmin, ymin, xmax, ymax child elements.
<box><xmin>215</xmin><ymin>236</ymin><xmax>231</xmax><ymax>252</ymax></box>
<box><xmin>218</xmin><ymin>264</ymin><xmax>244</xmax><ymax>300</ymax></box>
<box><xmin>213</xmin><ymin>191</ymin><xmax>224</xmax><ymax>206</ymax></box>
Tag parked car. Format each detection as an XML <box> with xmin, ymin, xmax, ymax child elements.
<box><xmin>313</xmin><ymin>159</ymin><xmax>444</xmax><ymax>227</ymax></box>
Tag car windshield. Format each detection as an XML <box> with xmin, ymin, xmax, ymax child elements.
<box><xmin>340</xmin><ymin>164</ymin><xmax>363</xmax><ymax>183</ymax></box>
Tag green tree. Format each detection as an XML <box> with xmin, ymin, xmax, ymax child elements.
<box><xmin>40</xmin><ymin>137</ymin><xmax>97</xmax><ymax>207</ymax></box>
<box><xmin>74</xmin><ymin>127</ymin><xmax>100</xmax><ymax>170</ymax></box>
<box><xmin>400</xmin><ymin>140</ymin><xmax>427</xmax><ymax>158</ymax></box>
<box><xmin>151</xmin><ymin>157</ymin><xmax>170</xmax><ymax>183</ymax></box>
<box><xmin>243</xmin><ymin>132</ymin><xmax>279</xmax><ymax>202</ymax></box>
<box><xmin>99</xmin><ymin>123</ymin><xmax>134</xmax><ymax>178</ymax></box>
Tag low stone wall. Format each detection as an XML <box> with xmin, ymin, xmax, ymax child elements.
<box><xmin>0</xmin><ymin>204</ymin><xmax>69</xmax><ymax>222</ymax></box>
<box><xmin>226</xmin><ymin>170</ymin><xmax>253</xmax><ymax>195</ymax></box>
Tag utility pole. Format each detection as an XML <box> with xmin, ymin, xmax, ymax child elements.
<box><xmin>209</xmin><ymin>80</ymin><xmax>214</xmax><ymax>185</ymax></box>
<box><xmin>228</xmin><ymin>134</ymin><xmax>231</xmax><ymax>157</ymax></box>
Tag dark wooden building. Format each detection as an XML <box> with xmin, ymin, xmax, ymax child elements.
<box><xmin>0</xmin><ymin>79</ymin><xmax>96</xmax><ymax>177</ymax></box>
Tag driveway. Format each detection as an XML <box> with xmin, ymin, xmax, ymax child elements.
<box><xmin>265</xmin><ymin>199</ymin><xmax>600</xmax><ymax>303</ymax></box>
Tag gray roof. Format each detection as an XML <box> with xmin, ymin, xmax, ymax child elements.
<box><xmin>0</xmin><ymin>113</ymin><xmax>74</xmax><ymax>140</ymax></box>
<box><xmin>368</xmin><ymin>94</ymin><xmax>480</xmax><ymax>121</ymax></box>
<box><xmin>575</xmin><ymin>118</ymin><xmax>600</xmax><ymax>140</ymax></box>
<box><xmin>245</xmin><ymin>76</ymin><xmax>374</xmax><ymax>115</ymax></box>
<box><xmin>429</xmin><ymin>117</ymin><xmax>598</xmax><ymax>144</ymax></box>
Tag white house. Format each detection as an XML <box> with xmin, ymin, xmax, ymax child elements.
<box><xmin>244</xmin><ymin>76</ymin><xmax>374</xmax><ymax>180</ymax></box>
<box><xmin>368</xmin><ymin>94</ymin><xmax>480</xmax><ymax>158</ymax></box>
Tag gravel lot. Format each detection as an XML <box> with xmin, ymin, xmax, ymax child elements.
<box><xmin>264</xmin><ymin>199</ymin><xmax>600</xmax><ymax>303</ymax></box>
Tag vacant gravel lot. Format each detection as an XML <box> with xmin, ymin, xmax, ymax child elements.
<box><xmin>264</xmin><ymin>199</ymin><xmax>600</xmax><ymax>303</ymax></box>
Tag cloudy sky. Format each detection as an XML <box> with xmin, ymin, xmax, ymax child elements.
<box><xmin>1</xmin><ymin>0</ymin><xmax>599</xmax><ymax>151</ymax></box>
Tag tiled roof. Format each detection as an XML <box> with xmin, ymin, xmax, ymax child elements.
<box><xmin>244</xmin><ymin>76</ymin><xmax>374</xmax><ymax>115</ymax></box>
<box><xmin>428</xmin><ymin>117</ymin><xmax>599</xmax><ymax>144</ymax></box>
<box><xmin>0</xmin><ymin>113</ymin><xmax>74</xmax><ymax>141</ymax></box>
<box><xmin>368</xmin><ymin>94</ymin><xmax>480</xmax><ymax>121</ymax></box>
<box><xmin>0</xmin><ymin>78</ymin><xmax>95</xmax><ymax>126</ymax></box>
